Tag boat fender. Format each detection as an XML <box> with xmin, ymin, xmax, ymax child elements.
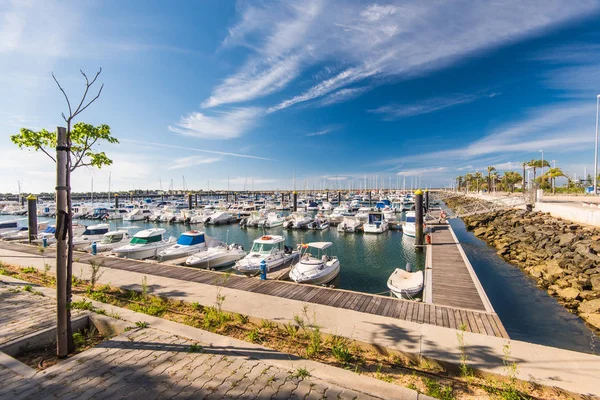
<box><xmin>406</xmin><ymin>262</ymin><xmax>413</xmax><ymax>272</ymax></box>
<box><xmin>425</xmin><ymin>234</ymin><xmax>432</xmax><ymax>244</ymax></box>
<box><xmin>440</xmin><ymin>211</ymin><xmax>447</xmax><ymax>219</ymax></box>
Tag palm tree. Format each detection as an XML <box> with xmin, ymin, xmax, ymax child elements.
<box><xmin>490</xmin><ymin>171</ymin><xmax>499</xmax><ymax>192</ymax></box>
<box><xmin>456</xmin><ymin>176</ymin><xmax>463</xmax><ymax>191</ymax></box>
<box><xmin>528</xmin><ymin>159</ymin><xmax>551</xmax><ymax>182</ymax></box>
<box><xmin>464</xmin><ymin>173</ymin><xmax>473</xmax><ymax>193</ymax></box>
<box><xmin>542</xmin><ymin>167</ymin><xmax>566</xmax><ymax>194</ymax></box>
<box><xmin>474</xmin><ymin>172</ymin><xmax>483</xmax><ymax>192</ymax></box>
<box><xmin>487</xmin><ymin>166</ymin><xmax>496</xmax><ymax>192</ymax></box>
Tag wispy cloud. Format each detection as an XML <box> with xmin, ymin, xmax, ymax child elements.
<box><xmin>396</xmin><ymin>167</ymin><xmax>449</xmax><ymax>177</ymax></box>
<box><xmin>320</xmin><ymin>87</ymin><xmax>370</xmax><ymax>106</ymax></box>
<box><xmin>120</xmin><ymin>139</ymin><xmax>274</xmax><ymax>161</ymax></box>
<box><xmin>167</xmin><ymin>155</ymin><xmax>221</xmax><ymax>170</ymax></box>
<box><xmin>168</xmin><ymin>108</ymin><xmax>262</xmax><ymax>139</ymax></box>
<box><xmin>369</xmin><ymin>92</ymin><xmax>499</xmax><ymax>120</ymax></box>
<box><xmin>305</xmin><ymin>125</ymin><xmax>340</xmax><ymax>137</ymax></box>
<box><xmin>215</xmin><ymin>0</ymin><xmax>599</xmax><ymax>113</ymax></box>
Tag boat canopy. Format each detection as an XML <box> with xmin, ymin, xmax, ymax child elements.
<box><xmin>307</xmin><ymin>242</ymin><xmax>332</xmax><ymax>250</ymax></box>
<box><xmin>368</xmin><ymin>213</ymin><xmax>383</xmax><ymax>224</ymax></box>
<box><xmin>0</xmin><ymin>221</ymin><xmax>18</xmax><ymax>229</ymax></box>
<box><xmin>177</xmin><ymin>232</ymin><xmax>205</xmax><ymax>246</ymax></box>
<box><xmin>101</xmin><ymin>232</ymin><xmax>124</xmax><ymax>243</ymax></box>
<box><xmin>82</xmin><ymin>225</ymin><xmax>110</xmax><ymax>235</ymax></box>
<box><xmin>43</xmin><ymin>226</ymin><xmax>56</xmax><ymax>234</ymax></box>
<box><xmin>406</xmin><ymin>216</ymin><xmax>416</xmax><ymax>223</ymax></box>
<box><xmin>130</xmin><ymin>235</ymin><xmax>162</xmax><ymax>244</ymax></box>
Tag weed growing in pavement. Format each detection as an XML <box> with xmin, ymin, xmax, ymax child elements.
<box><xmin>21</xmin><ymin>267</ymin><xmax>36</xmax><ymax>274</ymax></box>
<box><xmin>292</xmin><ymin>367</ymin><xmax>311</xmax><ymax>379</ymax></box>
<box><xmin>135</xmin><ymin>321</ymin><xmax>149</xmax><ymax>328</ymax></box>
<box><xmin>247</xmin><ymin>328</ymin><xmax>262</xmax><ymax>343</ymax></box>
<box><xmin>191</xmin><ymin>301</ymin><xmax>202</xmax><ymax>311</ymax></box>
<box><xmin>188</xmin><ymin>343</ymin><xmax>203</xmax><ymax>353</ymax></box>
<box><xmin>72</xmin><ymin>332</ymin><xmax>86</xmax><ymax>350</ymax></box>
<box><xmin>141</xmin><ymin>276</ymin><xmax>149</xmax><ymax>298</ymax></box>
<box><xmin>234</xmin><ymin>313</ymin><xmax>249</xmax><ymax>324</ymax></box>
<box><xmin>456</xmin><ymin>324</ymin><xmax>472</xmax><ymax>379</ymax></box>
<box><xmin>70</xmin><ymin>299</ymin><xmax>94</xmax><ymax>311</ymax></box>
<box><xmin>23</xmin><ymin>284</ymin><xmax>32</xmax><ymax>292</ymax></box>
<box><xmin>87</xmin><ymin>260</ymin><xmax>104</xmax><ymax>292</ymax></box>
<box><xmin>330</xmin><ymin>335</ymin><xmax>353</xmax><ymax>364</ymax></box>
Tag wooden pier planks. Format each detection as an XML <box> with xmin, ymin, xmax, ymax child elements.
<box><xmin>0</xmin><ymin>241</ymin><xmax>508</xmax><ymax>338</ymax></box>
<box><xmin>430</xmin><ymin>225</ymin><xmax>487</xmax><ymax>311</ymax></box>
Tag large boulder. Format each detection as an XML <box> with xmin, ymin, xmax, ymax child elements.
<box><xmin>590</xmin><ymin>275</ymin><xmax>600</xmax><ymax>291</ymax></box>
<box><xmin>579</xmin><ymin>298</ymin><xmax>600</xmax><ymax>314</ymax></box>
<box><xmin>557</xmin><ymin>287</ymin><xmax>580</xmax><ymax>300</ymax></box>
<box><xmin>531</xmin><ymin>260</ymin><xmax>564</xmax><ymax>281</ymax></box>
<box><xmin>581</xmin><ymin>313</ymin><xmax>600</xmax><ymax>330</ymax></box>
<box><xmin>558</xmin><ymin>232</ymin><xmax>576</xmax><ymax>247</ymax></box>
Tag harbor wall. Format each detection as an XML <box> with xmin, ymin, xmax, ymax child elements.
<box><xmin>445</xmin><ymin>196</ymin><xmax>600</xmax><ymax>333</ymax></box>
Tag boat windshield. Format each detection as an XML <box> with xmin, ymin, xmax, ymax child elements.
<box><xmin>83</xmin><ymin>227</ymin><xmax>109</xmax><ymax>236</ymax></box>
<box><xmin>406</xmin><ymin>216</ymin><xmax>416</xmax><ymax>223</ymax></box>
<box><xmin>251</xmin><ymin>242</ymin><xmax>279</xmax><ymax>254</ymax></box>
<box><xmin>0</xmin><ymin>221</ymin><xmax>17</xmax><ymax>229</ymax></box>
<box><xmin>177</xmin><ymin>234</ymin><xmax>205</xmax><ymax>246</ymax></box>
<box><xmin>130</xmin><ymin>235</ymin><xmax>162</xmax><ymax>244</ymax></box>
<box><xmin>101</xmin><ymin>234</ymin><xmax>123</xmax><ymax>244</ymax></box>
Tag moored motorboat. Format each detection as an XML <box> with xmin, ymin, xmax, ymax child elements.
<box><xmin>83</xmin><ymin>230</ymin><xmax>131</xmax><ymax>253</ymax></box>
<box><xmin>113</xmin><ymin>228</ymin><xmax>176</xmax><ymax>259</ymax></box>
<box><xmin>157</xmin><ymin>230</ymin><xmax>207</xmax><ymax>261</ymax></box>
<box><xmin>403</xmin><ymin>211</ymin><xmax>417</xmax><ymax>238</ymax></box>
<box><xmin>72</xmin><ymin>223</ymin><xmax>110</xmax><ymax>250</ymax></box>
<box><xmin>363</xmin><ymin>212</ymin><xmax>389</xmax><ymax>234</ymax></box>
<box><xmin>387</xmin><ymin>264</ymin><xmax>423</xmax><ymax>298</ymax></box>
<box><xmin>307</xmin><ymin>218</ymin><xmax>329</xmax><ymax>230</ymax></box>
<box><xmin>185</xmin><ymin>243</ymin><xmax>246</xmax><ymax>269</ymax></box>
<box><xmin>289</xmin><ymin>242</ymin><xmax>340</xmax><ymax>285</ymax></box>
<box><xmin>336</xmin><ymin>216</ymin><xmax>362</xmax><ymax>233</ymax></box>
<box><xmin>234</xmin><ymin>235</ymin><xmax>298</xmax><ymax>275</ymax></box>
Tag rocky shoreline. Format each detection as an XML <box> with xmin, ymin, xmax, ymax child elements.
<box><xmin>445</xmin><ymin>196</ymin><xmax>600</xmax><ymax>333</ymax></box>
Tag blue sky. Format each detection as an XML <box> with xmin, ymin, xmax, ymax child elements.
<box><xmin>2</xmin><ymin>0</ymin><xmax>600</xmax><ymax>193</ymax></box>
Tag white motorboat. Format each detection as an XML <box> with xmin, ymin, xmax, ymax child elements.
<box><xmin>34</xmin><ymin>223</ymin><xmax>85</xmax><ymax>245</ymax></box>
<box><xmin>319</xmin><ymin>202</ymin><xmax>333</xmax><ymax>212</ymax></box>
<box><xmin>122</xmin><ymin>208</ymin><xmax>153</xmax><ymax>221</ymax></box>
<box><xmin>235</xmin><ymin>235</ymin><xmax>299</xmax><ymax>275</ymax></box>
<box><xmin>355</xmin><ymin>207</ymin><xmax>372</xmax><ymax>223</ymax></box>
<box><xmin>71</xmin><ymin>223</ymin><xmax>111</xmax><ymax>250</ymax></box>
<box><xmin>113</xmin><ymin>228</ymin><xmax>176</xmax><ymax>259</ymax></box>
<box><xmin>307</xmin><ymin>218</ymin><xmax>329</xmax><ymax>230</ymax></box>
<box><xmin>185</xmin><ymin>243</ymin><xmax>246</xmax><ymax>269</ymax></box>
<box><xmin>83</xmin><ymin>230</ymin><xmax>131</xmax><ymax>253</ymax></box>
<box><xmin>289</xmin><ymin>242</ymin><xmax>340</xmax><ymax>285</ymax></box>
<box><xmin>243</xmin><ymin>211</ymin><xmax>266</xmax><ymax>228</ymax></box>
<box><xmin>157</xmin><ymin>230</ymin><xmax>207</xmax><ymax>261</ymax></box>
<box><xmin>283</xmin><ymin>212</ymin><xmax>313</xmax><ymax>229</ymax></box>
<box><xmin>261</xmin><ymin>212</ymin><xmax>284</xmax><ymax>228</ymax></box>
<box><xmin>0</xmin><ymin>220</ymin><xmax>21</xmax><ymax>235</ymax></box>
<box><xmin>336</xmin><ymin>216</ymin><xmax>363</xmax><ymax>233</ymax></box>
<box><xmin>205</xmin><ymin>211</ymin><xmax>233</xmax><ymax>225</ymax></box>
<box><xmin>363</xmin><ymin>212</ymin><xmax>389</xmax><ymax>234</ymax></box>
<box><xmin>387</xmin><ymin>265</ymin><xmax>423</xmax><ymax>298</ymax></box>
<box><xmin>403</xmin><ymin>211</ymin><xmax>417</xmax><ymax>238</ymax></box>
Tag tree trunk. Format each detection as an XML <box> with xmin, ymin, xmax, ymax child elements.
<box><xmin>56</xmin><ymin>127</ymin><xmax>69</xmax><ymax>358</ymax></box>
<box><xmin>66</xmin><ymin>121</ymin><xmax>75</xmax><ymax>353</ymax></box>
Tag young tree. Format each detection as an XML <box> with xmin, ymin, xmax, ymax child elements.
<box><xmin>10</xmin><ymin>69</ymin><xmax>117</xmax><ymax>355</ymax></box>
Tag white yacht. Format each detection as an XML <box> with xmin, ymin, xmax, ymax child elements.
<box><xmin>319</xmin><ymin>202</ymin><xmax>333</xmax><ymax>212</ymax></box>
<box><xmin>72</xmin><ymin>223</ymin><xmax>111</xmax><ymax>250</ymax></box>
<box><xmin>289</xmin><ymin>242</ymin><xmax>340</xmax><ymax>285</ymax></box>
<box><xmin>157</xmin><ymin>230</ymin><xmax>207</xmax><ymax>261</ymax></box>
<box><xmin>336</xmin><ymin>216</ymin><xmax>363</xmax><ymax>233</ymax></box>
<box><xmin>204</xmin><ymin>211</ymin><xmax>233</xmax><ymax>225</ymax></box>
<box><xmin>185</xmin><ymin>243</ymin><xmax>246</xmax><ymax>269</ymax></box>
<box><xmin>307</xmin><ymin>217</ymin><xmax>329</xmax><ymax>230</ymax></box>
<box><xmin>113</xmin><ymin>228</ymin><xmax>176</xmax><ymax>259</ymax></box>
<box><xmin>283</xmin><ymin>212</ymin><xmax>313</xmax><ymax>229</ymax></box>
<box><xmin>355</xmin><ymin>207</ymin><xmax>372</xmax><ymax>223</ymax></box>
<box><xmin>260</xmin><ymin>212</ymin><xmax>284</xmax><ymax>228</ymax></box>
<box><xmin>235</xmin><ymin>235</ymin><xmax>298</xmax><ymax>275</ymax></box>
<box><xmin>328</xmin><ymin>204</ymin><xmax>351</xmax><ymax>225</ymax></box>
<box><xmin>363</xmin><ymin>212</ymin><xmax>389</xmax><ymax>234</ymax></box>
<box><xmin>387</xmin><ymin>264</ymin><xmax>423</xmax><ymax>298</ymax></box>
<box><xmin>84</xmin><ymin>230</ymin><xmax>130</xmax><ymax>253</ymax></box>
<box><xmin>403</xmin><ymin>211</ymin><xmax>417</xmax><ymax>238</ymax></box>
<box><xmin>123</xmin><ymin>208</ymin><xmax>153</xmax><ymax>221</ymax></box>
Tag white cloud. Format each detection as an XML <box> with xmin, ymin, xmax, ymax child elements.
<box><xmin>213</xmin><ymin>0</ymin><xmax>599</xmax><ymax>112</ymax></box>
<box><xmin>167</xmin><ymin>156</ymin><xmax>221</xmax><ymax>170</ymax></box>
<box><xmin>321</xmin><ymin>87</ymin><xmax>370</xmax><ymax>106</ymax></box>
<box><xmin>369</xmin><ymin>92</ymin><xmax>498</xmax><ymax>120</ymax></box>
<box><xmin>226</xmin><ymin>176</ymin><xmax>277</xmax><ymax>185</ymax></box>
<box><xmin>120</xmin><ymin>139</ymin><xmax>274</xmax><ymax>161</ymax></box>
<box><xmin>305</xmin><ymin>126</ymin><xmax>341</xmax><ymax>137</ymax></box>
<box><xmin>396</xmin><ymin>167</ymin><xmax>449</xmax><ymax>177</ymax></box>
<box><xmin>168</xmin><ymin>108</ymin><xmax>262</xmax><ymax>139</ymax></box>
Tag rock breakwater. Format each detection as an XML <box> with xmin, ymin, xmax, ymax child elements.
<box><xmin>445</xmin><ymin>196</ymin><xmax>600</xmax><ymax>333</ymax></box>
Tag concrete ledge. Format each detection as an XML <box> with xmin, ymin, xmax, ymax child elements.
<box><xmin>535</xmin><ymin>201</ymin><xmax>600</xmax><ymax>227</ymax></box>
<box><xmin>0</xmin><ymin>351</ymin><xmax>36</xmax><ymax>378</ymax></box>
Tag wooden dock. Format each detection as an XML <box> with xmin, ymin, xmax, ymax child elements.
<box><xmin>429</xmin><ymin>224</ymin><xmax>493</xmax><ymax>312</ymax></box>
<box><xmin>0</xmin><ymin>241</ymin><xmax>508</xmax><ymax>338</ymax></box>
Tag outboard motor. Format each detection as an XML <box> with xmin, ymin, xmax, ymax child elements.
<box><xmin>406</xmin><ymin>262</ymin><xmax>413</xmax><ymax>273</ymax></box>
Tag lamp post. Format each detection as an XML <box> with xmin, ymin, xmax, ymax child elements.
<box><xmin>595</xmin><ymin>94</ymin><xmax>600</xmax><ymax>195</ymax></box>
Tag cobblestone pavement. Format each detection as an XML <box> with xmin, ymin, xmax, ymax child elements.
<box><xmin>0</xmin><ymin>285</ymin><xmax>382</xmax><ymax>399</ymax></box>
<box><xmin>0</xmin><ymin>283</ymin><xmax>84</xmax><ymax>346</ymax></box>
<box><xmin>0</xmin><ymin>327</ymin><xmax>380</xmax><ymax>399</ymax></box>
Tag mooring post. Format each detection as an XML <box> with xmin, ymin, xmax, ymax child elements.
<box><xmin>188</xmin><ymin>193</ymin><xmax>193</xmax><ymax>209</ymax></box>
<box><xmin>415</xmin><ymin>189</ymin><xmax>424</xmax><ymax>250</ymax></box>
<box><xmin>55</xmin><ymin>126</ymin><xmax>69</xmax><ymax>358</ymax></box>
<box><xmin>27</xmin><ymin>194</ymin><xmax>37</xmax><ymax>244</ymax></box>
<box><xmin>338</xmin><ymin>191</ymin><xmax>341</xmax><ymax>204</ymax></box>
<box><xmin>114</xmin><ymin>193</ymin><xmax>119</xmax><ymax>209</ymax></box>
<box><xmin>195</xmin><ymin>193</ymin><xmax>198</xmax><ymax>207</ymax></box>
<box><xmin>424</xmin><ymin>190</ymin><xmax>429</xmax><ymax>214</ymax></box>
<box><xmin>293</xmin><ymin>191</ymin><xmax>298</xmax><ymax>212</ymax></box>
<box><xmin>129</xmin><ymin>192</ymin><xmax>133</xmax><ymax>203</ymax></box>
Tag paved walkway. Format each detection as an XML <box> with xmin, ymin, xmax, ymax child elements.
<box><xmin>1</xmin><ymin>247</ymin><xmax>599</xmax><ymax>397</ymax></box>
<box><xmin>0</xmin><ymin>278</ymin><xmax>426</xmax><ymax>400</ymax></box>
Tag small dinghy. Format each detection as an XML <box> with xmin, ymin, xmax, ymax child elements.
<box><xmin>387</xmin><ymin>263</ymin><xmax>423</xmax><ymax>299</ymax></box>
